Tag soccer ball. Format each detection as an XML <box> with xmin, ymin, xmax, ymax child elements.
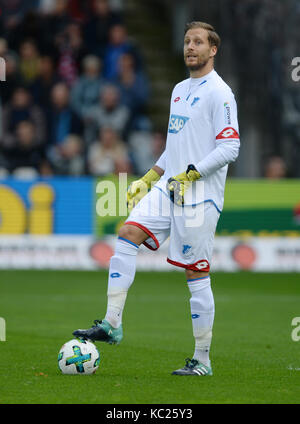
<box><xmin>58</xmin><ymin>338</ymin><xmax>100</xmax><ymax>375</ymax></box>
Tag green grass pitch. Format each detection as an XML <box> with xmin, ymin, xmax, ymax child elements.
<box><xmin>0</xmin><ymin>270</ymin><xmax>299</xmax><ymax>404</ymax></box>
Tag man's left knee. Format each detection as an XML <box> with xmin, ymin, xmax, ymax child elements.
<box><xmin>185</xmin><ymin>269</ymin><xmax>209</xmax><ymax>280</ymax></box>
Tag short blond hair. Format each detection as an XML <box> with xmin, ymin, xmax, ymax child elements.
<box><xmin>184</xmin><ymin>21</ymin><xmax>221</xmax><ymax>49</ymax></box>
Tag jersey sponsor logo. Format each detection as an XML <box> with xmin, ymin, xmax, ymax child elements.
<box><xmin>216</xmin><ymin>127</ymin><xmax>239</xmax><ymax>140</ymax></box>
<box><xmin>174</xmin><ymin>96</ymin><xmax>181</xmax><ymax>103</ymax></box>
<box><xmin>168</xmin><ymin>114</ymin><xmax>189</xmax><ymax>134</ymax></box>
<box><xmin>224</xmin><ymin>102</ymin><xmax>231</xmax><ymax>124</ymax></box>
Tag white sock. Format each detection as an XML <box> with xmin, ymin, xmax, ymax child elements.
<box><xmin>187</xmin><ymin>276</ymin><xmax>215</xmax><ymax>367</ymax></box>
<box><xmin>104</xmin><ymin>237</ymin><xmax>139</xmax><ymax>328</ymax></box>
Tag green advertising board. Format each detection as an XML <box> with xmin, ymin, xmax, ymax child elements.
<box><xmin>94</xmin><ymin>177</ymin><xmax>300</xmax><ymax>237</ymax></box>
<box><xmin>219</xmin><ymin>179</ymin><xmax>300</xmax><ymax>236</ymax></box>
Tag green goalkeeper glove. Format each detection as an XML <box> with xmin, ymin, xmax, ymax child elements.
<box><xmin>166</xmin><ymin>164</ymin><xmax>201</xmax><ymax>206</ymax></box>
<box><xmin>127</xmin><ymin>168</ymin><xmax>161</xmax><ymax>212</ymax></box>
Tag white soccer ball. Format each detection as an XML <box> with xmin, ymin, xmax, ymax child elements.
<box><xmin>58</xmin><ymin>339</ymin><xmax>100</xmax><ymax>375</ymax></box>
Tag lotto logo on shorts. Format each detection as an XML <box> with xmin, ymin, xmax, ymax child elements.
<box><xmin>216</xmin><ymin>127</ymin><xmax>239</xmax><ymax>140</ymax></box>
<box><xmin>190</xmin><ymin>260</ymin><xmax>210</xmax><ymax>272</ymax></box>
<box><xmin>168</xmin><ymin>114</ymin><xmax>190</xmax><ymax>134</ymax></box>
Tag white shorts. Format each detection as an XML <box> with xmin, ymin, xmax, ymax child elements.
<box><xmin>125</xmin><ymin>187</ymin><xmax>220</xmax><ymax>272</ymax></box>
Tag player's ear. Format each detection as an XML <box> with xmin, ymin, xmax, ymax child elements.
<box><xmin>210</xmin><ymin>45</ymin><xmax>217</xmax><ymax>58</ymax></box>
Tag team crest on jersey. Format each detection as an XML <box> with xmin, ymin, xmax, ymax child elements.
<box><xmin>191</xmin><ymin>97</ymin><xmax>200</xmax><ymax>107</ymax></box>
<box><xmin>168</xmin><ymin>114</ymin><xmax>189</xmax><ymax>134</ymax></box>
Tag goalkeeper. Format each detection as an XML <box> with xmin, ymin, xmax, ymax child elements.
<box><xmin>74</xmin><ymin>21</ymin><xmax>240</xmax><ymax>377</ymax></box>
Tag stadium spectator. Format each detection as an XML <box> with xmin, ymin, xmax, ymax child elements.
<box><xmin>87</xmin><ymin>126</ymin><xmax>131</xmax><ymax>176</ymax></box>
<box><xmin>1</xmin><ymin>87</ymin><xmax>46</xmax><ymax>146</ymax></box>
<box><xmin>38</xmin><ymin>0</ymin><xmax>59</xmax><ymax>15</ymax></box>
<box><xmin>0</xmin><ymin>0</ymin><xmax>40</xmax><ymax>41</ymax></box>
<box><xmin>127</xmin><ymin>126</ymin><xmax>165</xmax><ymax>175</ymax></box>
<box><xmin>10</xmin><ymin>9</ymin><xmax>46</xmax><ymax>53</ymax></box>
<box><xmin>55</xmin><ymin>22</ymin><xmax>88</xmax><ymax>87</ymax></box>
<box><xmin>264</xmin><ymin>156</ymin><xmax>287</xmax><ymax>179</ymax></box>
<box><xmin>128</xmin><ymin>130</ymin><xmax>155</xmax><ymax>175</ymax></box>
<box><xmin>42</xmin><ymin>0</ymin><xmax>72</xmax><ymax>48</ymax></box>
<box><xmin>29</xmin><ymin>55</ymin><xmax>61</xmax><ymax>113</ymax></box>
<box><xmin>0</xmin><ymin>120</ymin><xmax>45</xmax><ymax>177</ymax></box>
<box><xmin>84</xmin><ymin>83</ymin><xmax>130</xmax><ymax>143</ymax></box>
<box><xmin>18</xmin><ymin>39</ymin><xmax>41</xmax><ymax>85</ymax></box>
<box><xmin>103</xmin><ymin>24</ymin><xmax>141</xmax><ymax>80</ymax></box>
<box><xmin>0</xmin><ymin>53</ymin><xmax>24</xmax><ymax>105</ymax></box>
<box><xmin>83</xmin><ymin>0</ymin><xmax>123</xmax><ymax>58</ymax></box>
<box><xmin>46</xmin><ymin>82</ymin><xmax>82</xmax><ymax>146</ymax></box>
<box><xmin>39</xmin><ymin>159</ymin><xmax>54</xmax><ymax>176</ymax></box>
<box><xmin>47</xmin><ymin>134</ymin><xmax>85</xmax><ymax>176</ymax></box>
<box><xmin>113</xmin><ymin>52</ymin><xmax>150</xmax><ymax>129</ymax></box>
<box><xmin>66</xmin><ymin>0</ymin><xmax>91</xmax><ymax>22</ymax></box>
<box><xmin>70</xmin><ymin>55</ymin><xmax>107</xmax><ymax>119</ymax></box>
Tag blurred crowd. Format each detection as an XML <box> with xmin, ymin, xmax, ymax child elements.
<box><xmin>1</xmin><ymin>0</ymin><xmax>299</xmax><ymax>179</ymax></box>
<box><xmin>0</xmin><ymin>0</ymin><xmax>165</xmax><ymax>178</ymax></box>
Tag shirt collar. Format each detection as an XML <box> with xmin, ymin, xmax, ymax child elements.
<box><xmin>189</xmin><ymin>69</ymin><xmax>215</xmax><ymax>84</ymax></box>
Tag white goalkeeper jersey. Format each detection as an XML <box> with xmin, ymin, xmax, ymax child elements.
<box><xmin>154</xmin><ymin>69</ymin><xmax>240</xmax><ymax>212</ymax></box>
